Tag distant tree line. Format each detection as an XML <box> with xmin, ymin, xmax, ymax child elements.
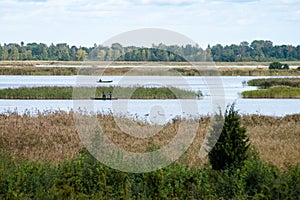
<box><xmin>1</xmin><ymin>40</ymin><xmax>300</xmax><ymax>62</ymax></box>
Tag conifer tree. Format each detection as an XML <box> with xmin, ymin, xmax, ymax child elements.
<box><xmin>208</xmin><ymin>104</ymin><xmax>250</xmax><ymax>170</ymax></box>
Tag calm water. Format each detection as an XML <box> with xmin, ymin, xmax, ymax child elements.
<box><xmin>1</xmin><ymin>75</ymin><xmax>300</xmax><ymax>123</ymax></box>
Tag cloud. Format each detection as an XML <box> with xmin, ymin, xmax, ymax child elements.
<box><xmin>0</xmin><ymin>0</ymin><xmax>299</xmax><ymax>47</ymax></box>
<box><xmin>213</xmin><ymin>0</ymin><xmax>259</xmax><ymax>3</ymax></box>
<box><xmin>237</xmin><ymin>18</ymin><xmax>255</xmax><ymax>25</ymax></box>
<box><xmin>277</xmin><ymin>0</ymin><xmax>299</xmax><ymax>3</ymax></box>
<box><xmin>17</xmin><ymin>0</ymin><xmax>47</xmax><ymax>2</ymax></box>
<box><xmin>138</xmin><ymin>0</ymin><xmax>201</xmax><ymax>6</ymax></box>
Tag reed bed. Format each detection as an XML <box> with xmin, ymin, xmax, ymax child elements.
<box><xmin>247</xmin><ymin>78</ymin><xmax>300</xmax><ymax>88</ymax></box>
<box><xmin>0</xmin><ymin>86</ymin><xmax>197</xmax><ymax>99</ymax></box>
<box><xmin>242</xmin><ymin>86</ymin><xmax>300</xmax><ymax>98</ymax></box>
<box><xmin>1</xmin><ymin>111</ymin><xmax>299</xmax><ymax>170</ymax></box>
<box><xmin>2</xmin><ymin>65</ymin><xmax>300</xmax><ymax>76</ymax></box>
<box><xmin>243</xmin><ymin>78</ymin><xmax>300</xmax><ymax>98</ymax></box>
<box><xmin>171</xmin><ymin>67</ymin><xmax>300</xmax><ymax>76</ymax></box>
<box><xmin>0</xmin><ymin>67</ymin><xmax>77</xmax><ymax>75</ymax></box>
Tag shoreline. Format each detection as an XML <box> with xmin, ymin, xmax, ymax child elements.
<box><xmin>1</xmin><ymin>60</ymin><xmax>300</xmax><ymax>67</ymax></box>
<box><xmin>242</xmin><ymin>78</ymin><xmax>300</xmax><ymax>98</ymax></box>
<box><xmin>1</xmin><ymin>66</ymin><xmax>300</xmax><ymax>76</ymax></box>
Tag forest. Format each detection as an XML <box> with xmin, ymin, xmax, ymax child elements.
<box><xmin>0</xmin><ymin>40</ymin><xmax>300</xmax><ymax>62</ymax></box>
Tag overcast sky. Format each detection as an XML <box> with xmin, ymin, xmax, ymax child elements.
<box><xmin>1</xmin><ymin>0</ymin><xmax>299</xmax><ymax>48</ymax></box>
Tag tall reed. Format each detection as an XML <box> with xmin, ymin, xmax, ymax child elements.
<box><xmin>0</xmin><ymin>86</ymin><xmax>197</xmax><ymax>99</ymax></box>
<box><xmin>1</xmin><ymin>111</ymin><xmax>299</xmax><ymax>170</ymax></box>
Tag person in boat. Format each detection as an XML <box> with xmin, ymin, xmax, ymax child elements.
<box><xmin>109</xmin><ymin>91</ymin><xmax>112</xmax><ymax>100</ymax></box>
<box><xmin>99</xmin><ymin>79</ymin><xmax>102</xmax><ymax>82</ymax></box>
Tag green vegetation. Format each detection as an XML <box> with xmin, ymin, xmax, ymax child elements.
<box><xmin>0</xmin><ymin>86</ymin><xmax>197</xmax><ymax>99</ymax></box>
<box><xmin>1</xmin><ymin>148</ymin><xmax>300</xmax><ymax>199</ymax></box>
<box><xmin>269</xmin><ymin>61</ymin><xmax>289</xmax><ymax>69</ymax></box>
<box><xmin>0</xmin><ymin>66</ymin><xmax>77</xmax><ymax>75</ymax></box>
<box><xmin>247</xmin><ymin>78</ymin><xmax>300</xmax><ymax>88</ymax></box>
<box><xmin>2</xmin><ymin>61</ymin><xmax>300</xmax><ymax>76</ymax></box>
<box><xmin>242</xmin><ymin>86</ymin><xmax>300</xmax><ymax>98</ymax></box>
<box><xmin>171</xmin><ymin>67</ymin><xmax>300</xmax><ymax>76</ymax></box>
<box><xmin>1</xmin><ymin>109</ymin><xmax>300</xmax><ymax>199</ymax></box>
<box><xmin>243</xmin><ymin>78</ymin><xmax>300</xmax><ymax>98</ymax></box>
<box><xmin>208</xmin><ymin>104</ymin><xmax>250</xmax><ymax>170</ymax></box>
<box><xmin>1</xmin><ymin>40</ymin><xmax>300</xmax><ymax>62</ymax></box>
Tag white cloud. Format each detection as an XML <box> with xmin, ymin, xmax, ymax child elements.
<box><xmin>140</xmin><ymin>0</ymin><xmax>202</xmax><ymax>5</ymax></box>
<box><xmin>237</xmin><ymin>19</ymin><xmax>255</xmax><ymax>25</ymax></box>
<box><xmin>0</xmin><ymin>0</ymin><xmax>299</xmax><ymax>47</ymax></box>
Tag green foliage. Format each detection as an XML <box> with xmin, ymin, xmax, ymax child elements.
<box><xmin>213</xmin><ymin>167</ymin><xmax>246</xmax><ymax>199</ymax></box>
<box><xmin>247</xmin><ymin>78</ymin><xmax>300</xmax><ymax>88</ymax></box>
<box><xmin>269</xmin><ymin>61</ymin><xmax>289</xmax><ymax>69</ymax></box>
<box><xmin>243</xmin><ymin>78</ymin><xmax>300</xmax><ymax>98</ymax></box>
<box><xmin>0</xmin><ymin>86</ymin><xmax>197</xmax><ymax>99</ymax></box>
<box><xmin>242</xmin><ymin>86</ymin><xmax>300</xmax><ymax>98</ymax></box>
<box><xmin>208</xmin><ymin>104</ymin><xmax>250</xmax><ymax>170</ymax></box>
<box><xmin>1</xmin><ymin>40</ymin><xmax>300</xmax><ymax>62</ymax></box>
<box><xmin>1</xmin><ymin>148</ymin><xmax>300</xmax><ymax>199</ymax></box>
<box><xmin>0</xmin><ymin>67</ymin><xmax>77</xmax><ymax>76</ymax></box>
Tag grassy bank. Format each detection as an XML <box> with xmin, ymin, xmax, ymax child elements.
<box><xmin>242</xmin><ymin>86</ymin><xmax>300</xmax><ymax>98</ymax></box>
<box><xmin>0</xmin><ymin>86</ymin><xmax>197</xmax><ymax>99</ymax></box>
<box><xmin>247</xmin><ymin>78</ymin><xmax>300</xmax><ymax>88</ymax></box>
<box><xmin>243</xmin><ymin>78</ymin><xmax>300</xmax><ymax>98</ymax></box>
<box><xmin>1</xmin><ymin>64</ymin><xmax>300</xmax><ymax>76</ymax></box>
<box><xmin>0</xmin><ymin>111</ymin><xmax>300</xmax><ymax>199</ymax></box>
<box><xmin>0</xmin><ymin>66</ymin><xmax>78</xmax><ymax>75</ymax></box>
<box><xmin>171</xmin><ymin>67</ymin><xmax>300</xmax><ymax>76</ymax></box>
<box><xmin>2</xmin><ymin>60</ymin><xmax>300</xmax><ymax>66</ymax></box>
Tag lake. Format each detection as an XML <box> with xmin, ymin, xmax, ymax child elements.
<box><xmin>1</xmin><ymin>75</ymin><xmax>300</xmax><ymax>124</ymax></box>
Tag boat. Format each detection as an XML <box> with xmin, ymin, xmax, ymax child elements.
<box><xmin>91</xmin><ymin>97</ymin><xmax>118</xmax><ymax>100</ymax></box>
<box><xmin>97</xmin><ymin>79</ymin><xmax>113</xmax><ymax>83</ymax></box>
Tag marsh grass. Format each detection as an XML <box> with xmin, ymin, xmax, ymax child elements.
<box><xmin>242</xmin><ymin>86</ymin><xmax>300</xmax><ymax>98</ymax></box>
<box><xmin>2</xmin><ymin>65</ymin><xmax>300</xmax><ymax>76</ymax></box>
<box><xmin>0</xmin><ymin>67</ymin><xmax>77</xmax><ymax>75</ymax></box>
<box><xmin>243</xmin><ymin>78</ymin><xmax>300</xmax><ymax>98</ymax></box>
<box><xmin>171</xmin><ymin>67</ymin><xmax>300</xmax><ymax>76</ymax></box>
<box><xmin>247</xmin><ymin>78</ymin><xmax>300</xmax><ymax>88</ymax></box>
<box><xmin>0</xmin><ymin>111</ymin><xmax>299</xmax><ymax>170</ymax></box>
<box><xmin>0</xmin><ymin>86</ymin><xmax>197</xmax><ymax>99</ymax></box>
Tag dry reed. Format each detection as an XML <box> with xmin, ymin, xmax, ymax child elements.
<box><xmin>0</xmin><ymin>111</ymin><xmax>299</xmax><ymax>170</ymax></box>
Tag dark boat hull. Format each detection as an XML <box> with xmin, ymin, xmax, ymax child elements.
<box><xmin>91</xmin><ymin>98</ymin><xmax>118</xmax><ymax>100</ymax></box>
<box><xmin>97</xmin><ymin>80</ymin><xmax>113</xmax><ymax>83</ymax></box>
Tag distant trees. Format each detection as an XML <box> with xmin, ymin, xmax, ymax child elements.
<box><xmin>0</xmin><ymin>40</ymin><xmax>300</xmax><ymax>62</ymax></box>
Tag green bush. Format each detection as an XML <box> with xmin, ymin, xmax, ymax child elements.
<box><xmin>1</xmin><ymin>144</ymin><xmax>300</xmax><ymax>199</ymax></box>
<box><xmin>269</xmin><ymin>61</ymin><xmax>289</xmax><ymax>69</ymax></box>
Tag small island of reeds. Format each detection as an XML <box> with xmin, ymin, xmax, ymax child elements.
<box><xmin>0</xmin><ymin>86</ymin><xmax>199</xmax><ymax>99</ymax></box>
<box><xmin>242</xmin><ymin>78</ymin><xmax>300</xmax><ymax>98</ymax></box>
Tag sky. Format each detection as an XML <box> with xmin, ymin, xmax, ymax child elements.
<box><xmin>0</xmin><ymin>0</ymin><xmax>300</xmax><ymax>48</ymax></box>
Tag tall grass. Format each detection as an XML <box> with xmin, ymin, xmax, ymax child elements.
<box><xmin>0</xmin><ymin>86</ymin><xmax>197</xmax><ymax>99</ymax></box>
<box><xmin>1</xmin><ymin>111</ymin><xmax>300</xmax><ymax>199</ymax></box>
<box><xmin>2</xmin><ymin>65</ymin><xmax>300</xmax><ymax>76</ymax></box>
<box><xmin>247</xmin><ymin>78</ymin><xmax>300</xmax><ymax>88</ymax></box>
<box><xmin>0</xmin><ymin>111</ymin><xmax>299</xmax><ymax>170</ymax></box>
<box><xmin>243</xmin><ymin>78</ymin><xmax>300</xmax><ymax>98</ymax></box>
<box><xmin>0</xmin><ymin>67</ymin><xmax>77</xmax><ymax>75</ymax></box>
<box><xmin>171</xmin><ymin>68</ymin><xmax>300</xmax><ymax>76</ymax></box>
<box><xmin>242</xmin><ymin>86</ymin><xmax>300</xmax><ymax>98</ymax></box>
